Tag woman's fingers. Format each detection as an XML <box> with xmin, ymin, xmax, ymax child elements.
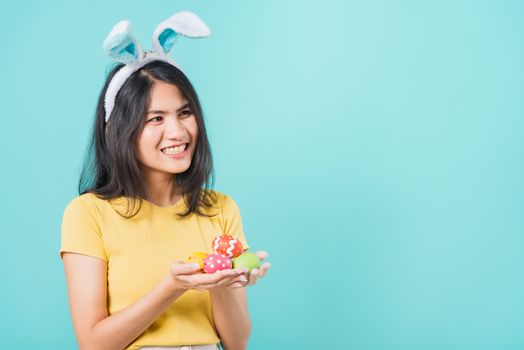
<box><xmin>170</xmin><ymin>250</ymin><xmax>270</xmax><ymax>290</ymax></box>
<box><xmin>207</xmin><ymin>272</ymin><xmax>243</xmax><ymax>288</ymax></box>
<box><xmin>176</xmin><ymin>268</ymin><xmax>242</xmax><ymax>288</ymax></box>
<box><xmin>170</xmin><ymin>261</ymin><xmax>201</xmax><ymax>276</ymax></box>
<box><xmin>172</xmin><ymin>260</ymin><xmax>271</xmax><ymax>290</ymax></box>
<box><xmin>245</xmin><ymin>262</ymin><xmax>270</xmax><ymax>286</ymax></box>
<box><xmin>222</xmin><ymin>273</ymin><xmax>249</xmax><ymax>289</ymax></box>
<box><xmin>247</xmin><ymin>268</ymin><xmax>260</xmax><ymax>286</ymax></box>
<box><xmin>255</xmin><ymin>250</ymin><xmax>268</xmax><ymax>261</ymax></box>
<box><xmin>259</xmin><ymin>262</ymin><xmax>271</xmax><ymax>278</ymax></box>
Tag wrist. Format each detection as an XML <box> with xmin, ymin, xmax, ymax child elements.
<box><xmin>162</xmin><ymin>274</ymin><xmax>187</xmax><ymax>296</ymax></box>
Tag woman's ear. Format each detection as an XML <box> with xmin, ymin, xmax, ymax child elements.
<box><xmin>103</xmin><ymin>20</ymin><xmax>144</xmax><ymax>64</ymax></box>
<box><xmin>152</xmin><ymin>11</ymin><xmax>211</xmax><ymax>56</ymax></box>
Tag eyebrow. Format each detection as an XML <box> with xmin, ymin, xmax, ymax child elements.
<box><xmin>147</xmin><ymin>102</ymin><xmax>191</xmax><ymax>115</ymax></box>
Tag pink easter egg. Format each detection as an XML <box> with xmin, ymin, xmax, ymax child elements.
<box><xmin>203</xmin><ymin>253</ymin><xmax>232</xmax><ymax>274</ymax></box>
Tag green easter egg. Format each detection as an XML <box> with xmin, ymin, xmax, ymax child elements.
<box><xmin>232</xmin><ymin>252</ymin><xmax>261</xmax><ymax>271</ymax></box>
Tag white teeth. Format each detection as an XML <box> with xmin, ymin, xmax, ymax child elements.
<box><xmin>161</xmin><ymin>144</ymin><xmax>187</xmax><ymax>154</ymax></box>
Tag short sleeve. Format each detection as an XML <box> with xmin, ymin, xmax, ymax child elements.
<box><xmin>59</xmin><ymin>195</ymin><xmax>108</xmax><ymax>261</ymax></box>
<box><xmin>221</xmin><ymin>195</ymin><xmax>250</xmax><ymax>252</ymax></box>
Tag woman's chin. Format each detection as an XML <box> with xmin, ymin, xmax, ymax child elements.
<box><xmin>165</xmin><ymin>163</ymin><xmax>192</xmax><ymax>174</ymax></box>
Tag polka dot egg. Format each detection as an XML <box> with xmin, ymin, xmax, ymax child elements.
<box><xmin>203</xmin><ymin>253</ymin><xmax>232</xmax><ymax>273</ymax></box>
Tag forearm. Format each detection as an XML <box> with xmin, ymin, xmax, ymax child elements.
<box><xmin>209</xmin><ymin>289</ymin><xmax>251</xmax><ymax>350</ymax></box>
<box><xmin>82</xmin><ymin>275</ymin><xmax>185</xmax><ymax>350</ymax></box>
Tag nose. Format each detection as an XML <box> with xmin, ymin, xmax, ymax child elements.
<box><xmin>164</xmin><ymin>115</ymin><xmax>187</xmax><ymax>139</ymax></box>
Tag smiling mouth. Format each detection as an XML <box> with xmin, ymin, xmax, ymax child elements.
<box><xmin>161</xmin><ymin>143</ymin><xmax>188</xmax><ymax>155</ymax></box>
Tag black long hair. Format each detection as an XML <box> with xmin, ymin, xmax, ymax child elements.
<box><xmin>78</xmin><ymin>60</ymin><xmax>216</xmax><ymax>218</ymax></box>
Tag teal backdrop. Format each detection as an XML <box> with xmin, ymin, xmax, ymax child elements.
<box><xmin>0</xmin><ymin>0</ymin><xmax>523</xmax><ymax>349</ymax></box>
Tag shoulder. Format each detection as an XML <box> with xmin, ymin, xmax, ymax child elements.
<box><xmin>204</xmin><ymin>189</ymin><xmax>238</xmax><ymax>209</ymax></box>
<box><xmin>63</xmin><ymin>192</ymin><xmax>109</xmax><ymax>218</ymax></box>
<box><xmin>202</xmin><ymin>190</ymin><xmax>242</xmax><ymax>219</ymax></box>
<box><xmin>65</xmin><ymin>192</ymin><xmax>101</xmax><ymax>208</ymax></box>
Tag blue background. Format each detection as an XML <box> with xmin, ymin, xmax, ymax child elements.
<box><xmin>1</xmin><ymin>0</ymin><xmax>523</xmax><ymax>349</ymax></box>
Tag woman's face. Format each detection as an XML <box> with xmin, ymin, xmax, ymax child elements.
<box><xmin>136</xmin><ymin>80</ymin><xmax>199</xmax><ymax>177</ymax></box>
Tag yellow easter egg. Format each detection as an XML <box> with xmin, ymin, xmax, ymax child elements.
<box><xmin>187</xmin><ymin>252</ymin><xmax>209</xmax><ymax>271</ymax></box>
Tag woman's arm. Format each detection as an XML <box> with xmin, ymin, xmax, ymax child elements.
<box><xmin>63</xmin><ymin>252</ymin><xmax>186</xmax><ymax>350</ymax></box>
<box><xmin>209</xmin><ymin>250</ymin><xmax>271</xmax><ymax>350</ymax></box>
<box><xmin>209</xmin><ymin>288</ymin><xmax>252</xmax><ymax>350</ymax></box>
<box><xmin>63</xmin><ymin>253</ymin><xmax>247</xmax><ymax>350</ymax></box>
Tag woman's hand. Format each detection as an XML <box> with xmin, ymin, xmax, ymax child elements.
<box><xmin>168</xmin><ymin>250</ymin><xmax>271</xmax><ymax>292</ymax></box>
<box><xmin>168</xmin><ymin>260</ymin><xmax>247</xmax><ymax>292</ymax></box>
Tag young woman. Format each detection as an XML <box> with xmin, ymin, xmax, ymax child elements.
<box><xmin>60</xmin><ymin>12</ymin><xmax>270</xmax><ymax>350</ymax></box>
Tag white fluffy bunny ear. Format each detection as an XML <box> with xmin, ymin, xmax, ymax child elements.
<box><xmin>152</xmin><ymin>11</ymin><xmax>211</xmax><ymax>56</ymax></box>
<box><xmin>103</xmin><ymin>20</ymin><xmax>144</xmax><ymax>65</ymax></box>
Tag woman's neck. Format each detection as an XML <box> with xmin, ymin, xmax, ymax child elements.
<box><xmin>142</xmin><ymin>171</ymin><xmax>181</xmax><ymax>206</ymax></box>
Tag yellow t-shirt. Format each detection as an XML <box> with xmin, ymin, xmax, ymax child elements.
<box><xmin>59</xmin><ymin>190</ymin><xmax>250</xmax><ymax>349</ymax></box>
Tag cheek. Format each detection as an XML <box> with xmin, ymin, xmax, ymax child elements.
<box><xmin>140</xmin><ymin>129</ymin><xmax>158</xmax><ymax>145</ymax></box>
<box><xmin>136</xmin><ymin>130</ymin><xmax>158</xmax><ymax>155</ymax></box>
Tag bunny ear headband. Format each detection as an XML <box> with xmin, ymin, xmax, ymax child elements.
<box><xmin>102</xmin><ymin>11</ymin><xmax>211</xmax><ymax>122</ymax></box>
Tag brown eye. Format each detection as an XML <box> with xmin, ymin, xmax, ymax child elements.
<box><xmin>148</xmin><ymin>116</ymin><xmax>163</xmax><ymax>122</ymax></box>
<box><xmin>180</xmin><ymin>109</ymin><xmax>192</xmax><ymax>118</ymax></box>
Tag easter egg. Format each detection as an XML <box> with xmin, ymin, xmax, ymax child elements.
<box><xmin>203</xmin><ymin>253</ymin><xmax>232</xmax><ymax>274</ymax></box>
<box><xmin>212</xmin><ymin>234</ymin><xmax>243</xmax><ymax>258</ymax></box>
<box><xmin>187</xmin><ymin>252</ymin><xmax>208</xmax><ymax>271</ymax></box>
<box><xmin>232</xmin><ymin>252</ymin><xmax>261</xmax><ymax>272</ymax></box>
